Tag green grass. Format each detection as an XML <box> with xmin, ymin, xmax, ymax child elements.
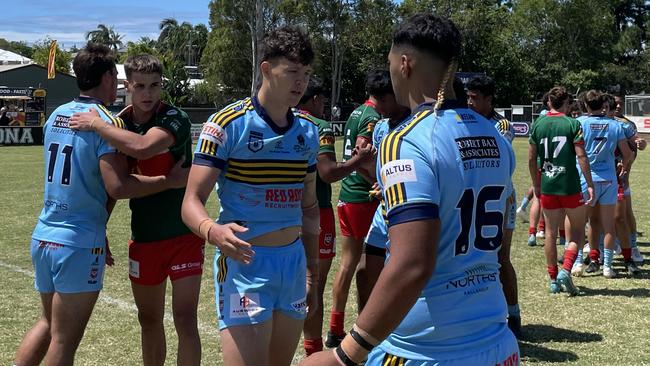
<box><xmin>1</xmin><ymin>139</ymin><xmax>649</xmax><ymax>365</ymax></box>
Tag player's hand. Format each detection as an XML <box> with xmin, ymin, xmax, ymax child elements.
<box><xmin>369</xmin><ymin>182</ymin><xmax>382</xmax><ymax>199</ymax></box>
<box><xmin>636</xmin><ymin>138</ymin><xmax>647</xmax><ymax>150</ymax></box>
<box><xmin>299</xmin><ymin>350</ymin><xmax>339</xmax><ymax>366</ymax></box>
<box><xmin>585</xmin><ymin>186</ymin><xmax>595</xmax><ymax>206</ymax></box>
<box><xmin>105</xmin><ymin>237</ymin><xmax>114</xmax><ymax>267</ymax></box>
<box><xmin>167</xmin><ymin>157</ymin><xmax>190</xmax><ymax>188</ymax></box>
<box><xmin>207</xmin><ymin>223</ymin><xmax>255</xmax><ymax>264</ymax></box>
<box><xmin>70</xmin><ymin>108</ymin><xmax>101</xmax><ymax>131</ymax></box>
<box><xmin>354</xmin><ymin>143</ymin><xmax>376</xmax><ymax>161</ymax></box>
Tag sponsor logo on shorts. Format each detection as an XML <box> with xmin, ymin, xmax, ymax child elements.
<box><xmin>230</xmin><ymin>293</ymin><xmax>263</xmax><ymax>319</ymax></box>
<box><xmin>170</xmin><ymin>261</ymin><xmax>202</xmax><ymax>272</ymax></box>
<box><xmin>199</xmin><ymin>122</ymin><xmax>226</xmax><ymax>145</ymax></box>
<box><xmin>38</xmin><ymin>241</ymin><xmax>63</xmax><ymax>250</ymax></box>
<box><xmin>88</xmin><ymin>258</ymin><xmax>100</xmax><ymax>284</ymax></box>
<box><xmin>496</xmin><ymin>352</ymin><xmax>519</xmax><ymax>366</ymax></box>
<box><xmin>381</xmin><ymin>159</ymin><xmax>417</xmax><ymax>188</ymax></box>
<box><xmin>324</xmin><ymin>233</ymin><xmax>334</xmax><ymax>246</ymax></box>
<box><xmin>129</xmin><ymin>259</ymin><xmax>140</xmax><ymax>278</ymax></box>
<box><xmin>291</xmin><ymin>297</ymin><xmax>307</xmax><ymax>314</ymax></box>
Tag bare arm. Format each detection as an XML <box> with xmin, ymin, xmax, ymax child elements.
<box><xmin>575</xmin><ymin>143</ymin><xmax>594</xmax><ymax>205</ymax></box>
<box><xmin>617</xmin><ymin>139</ymin><xmax>635</xmax><ymax>176</ymax></box>
<box><xmin>301</xmin><ymin>172</ymin><xmax>320</xmax><ymax>277</ymax></box>
<box><xmin>70</xmin><ymin>108</ymin><xmax>174</xmax><ymax>160</ymax></box>
<box><xmin>99</xmin><ymin>153</ymin><xmax>185</xmax><ymax>199</ymax></box>
<box><xmin>181</xmin><ymin>164</ymin><xmax>254</xmax><ymax>263</ymax></box>
<box><xmin>317</xmin><ymin>143</ymin><xmax>375</xmax><ymax>183</ymax></box>
<box><xmin>528</xmin><ymin>144</ymin><xmax>540</xmax><ymax>197</ymax></box>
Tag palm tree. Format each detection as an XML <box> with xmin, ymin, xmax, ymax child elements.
<box><xmin>158</xmin><ymin>18</ymin><xmax>209</xmax><ymax>66</ymax></box>
<box><xmin>85</xmin><ymin>24</ymin><xmax>111</xmax><ymax>44</ymax></box>
<box><xmin>86</xmin><ymin>24</ymin><xmax>123</xmax><ymax>54</ymax></box>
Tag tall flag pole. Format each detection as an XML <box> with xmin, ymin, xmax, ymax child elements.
<box><xmin>47</xmin><ymin>40</ymin><xmax>57</xmax><ymax>79</ymax></box>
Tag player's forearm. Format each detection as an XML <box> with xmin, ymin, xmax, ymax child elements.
<box><xmin>318</xmin><ymin>157</ymin><xmax>361</xmax><ymax>183</ymax></box>
<box><xmin>110</xmin><ymin>174</ymin><xmax>170</xmax><ymax>199</ymax></box>
<box><xmin>341</xmin><ymin>220</ymin><xmax>437</xmax><ymax>362</ymax></box>
<box><xmin>94</xmin><ymin>121</ymin><xmax>156</xmax><ymax>160</ymax></box>
<box><xmin>528</xmin><ymin>158</ymin><xmax>539</xmax><ymax>188</ymax></box>
<box><xmin>182</xmin><ymin>191</ymin><xmax>213</xmax><ymax>238</ymax></box>
<box><xmin>577</xmin><ymin>155</ymin><xmax>594</xmax><ymax>187</ymax></box>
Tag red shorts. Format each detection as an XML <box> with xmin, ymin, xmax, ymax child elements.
<box><xmin>337</xmin><ymin>200</ymin><xmax>379</xmax><ymax>239</ymax></box>
<box><xmin>540</xmin><ymin>193</ymin><xmax>584</xmax><ymax>210</ymax></box>
<box><xmin>128</xmin><ymin>233</ymin><xmax>205</xmax><ymax>285</ymax></box>
<box><xmin>319</xmin><ymin>208</ymin><xmax>336</xmax><ymax>259</ymax></box>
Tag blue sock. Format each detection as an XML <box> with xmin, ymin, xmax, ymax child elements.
<box><xmin>508</xmin><ymin>304</ymin><xmax>521</xmax><ymax>317</ymax></box>
<box><xmin>520</xmin><ymin>197</ymin><xmax>530</xmax><ymax>210</ymax></box>
<box><xmin>631</xmin><ymin>232</ymin><xmax>638</xmax><ymax>249</ymax></box>
<box><xmin>575</xmin><ymin>249</ymin><xmax>583</xmax><ymax>266</ymax></box>
<box><xmin>604</xmin><ymin>248</ymin><xmax>614</xmax><ymax>268</ymax></box>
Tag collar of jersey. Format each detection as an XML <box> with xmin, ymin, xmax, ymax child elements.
<box><xmin>75</xmin><ymin>95</ymin><xmax>106</xmax><ymax>106</ymax></box>
<box><xmin>413</xmin><ymin>100</ymin><xmax>465</xmax><ymax>114</ymax></box>
<box><xmin>546</xmin><ymin>111</ymin><xmax>565</xmax><ymax>116</ymax></box>
<box><xmin>252</xmin><ymin>95</ymin><xmax>295</xmax><ymax>135</ymax></box>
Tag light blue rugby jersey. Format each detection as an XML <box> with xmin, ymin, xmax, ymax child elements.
<box><xmin>376</xmin><ymin>101</ymin><xmax>515</xmax><ymax>359</ymax></box>
<box><xmin>579</xmin><ymin>115</ymin><xmax>625</xmax><ymax>182</ymax></box>
<box><xmin>193</xmin><ymin>96</ymin><xmax>319</xmax><ymax>241</ymax></box>
<box><xmin>488</xmin><ymin>110</ymin><xmax>515</xmax><ymax>144</ymax></box>
<box><xmin>32</xmin><ymin>96</ymin><xmax>125</xmax><ymax>248</ymax></box>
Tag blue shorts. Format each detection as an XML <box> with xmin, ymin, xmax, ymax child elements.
<box><xmin>583</xmin><ymin>180</ymin><xmax>617</xmax><ymax>206</ymax></box>
<box><xmin>504</xmin><ymin>187</ymin><xmax>516</xmax><ymax>231</ymax></box>
<box><xmin>31</xmin><ymin>239</ymin><xmax>106</xmax><ymax>293</ymax></box>
<box><xmin>365</xmin><ymin>206</ymin><xmax>388</xmax><ymax>249</ymax></box>
<box><xmin>366</xmin><ymin>328</ymin><xmax>519</xmax><ymax>366</ymax></box>
<box><xmin>214</xmin><ymin>239</ymin><xmax>307</xmax><ymax>329</ymax></box>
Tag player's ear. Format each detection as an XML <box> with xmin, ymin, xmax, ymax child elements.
<box><xmin>401</xmin><ymin>54</ymin><xmax>411</xmax><ymax>79</ymax></box>
<box><xmin>261</xmin><ymin>61</ymin><xmax>271</xmax><ymax>79</ymax></box>
<box><xmin>123</xmin><ymin>80</ymin><xmax>130</xmax><ymax>90</ymax></box>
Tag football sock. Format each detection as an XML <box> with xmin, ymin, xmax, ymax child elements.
<box><xmin>329</xmin><ymin>311</ymin><xmax>345</xmax><ymax>336</ymax></box>
<box><xmin>304</xmin><ymin>338</ymin><xmax>323</xmax><ymax>356</ymax></box>
<box><xmin>562</xmin><ymin>249</ymin><xmax>578</xmax><ymax>272</ymax></box>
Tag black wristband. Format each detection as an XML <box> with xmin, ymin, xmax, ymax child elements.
<box><xmin>349</xmin><ymin>328</ymin><xmax>375</xmax><ymax>352</ymax></box>
<box><xmin>335</xmin><ymin>345</ymin><xmax>359</xmax><ymax>366</ymax></box>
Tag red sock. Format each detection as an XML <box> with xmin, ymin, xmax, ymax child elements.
<box><xmin>529</xmin><ymin>226</ymin><xmax>537</xmax><ymax>235</ymax></box>
<box><xmin>589</xmin><ymin>249</ymin><xmax>600</xmax><ymax>263</ymax></box>
<box><xmin>559</xmin><ymin>229</ymin><xmax>566</xmax><ymax>240</ymax></box>
<box><xmin>562</xmin><ymin>249</ymin><xmax>578</xmax><ymax>272</ymax></box>
<box><xmin>547</xmin><ymin>265</ymin><xmax>558</xmax><ymax>280</ymax></box>
<box><xmin>538</xmin><ymin>219</ymin><xmax>546</xmax><ymax>231</ymax></box>
<box><xmin>622</xmin><ymin>248</ymin><xmax>632</xmax><ymax>262</ymax></box>
<box><xmin>304</xmin><ymin>338</ymin><xmax>323</xmax><ymax>356</ymax></box>
<box><xmin>329</xmin><ymin>311</ymin><xmax>345</xmax><ymax>336</ymax></box>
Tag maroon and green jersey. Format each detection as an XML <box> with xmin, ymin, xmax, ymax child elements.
<box><xmin>120</xmin><ymin>102</ymin><xmax>193</xmax><ymax>242</ymax></box>
<box><xmin>338</xmin><ymin>100</ymin><xmax>380</xmax><ymax>203</ymax></box>
<box><xmin>529</xmin><ymin>112</ymin><xmax>584</xmax><ymax>195</ymax></box>
<box><xmin>298</xmin><ymin>110</ymin><xmax>335</xmax><ymax>208</ymax></box>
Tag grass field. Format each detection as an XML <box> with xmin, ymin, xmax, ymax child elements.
<box><xmin>1</xmin><ymin>138</ymin><xmax>649</xmax><ymax>365</ymax></box>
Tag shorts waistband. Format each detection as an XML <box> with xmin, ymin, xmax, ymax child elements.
<box><xmin>246</xmin><ymin>237</ymin><xmax>302</xmax><ymax>255</ymax></box>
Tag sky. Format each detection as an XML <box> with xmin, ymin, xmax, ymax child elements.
<box><xmin>1</xmin><ymin>0</ymin><xmax>211</xmax><ymax>49</ymax></box>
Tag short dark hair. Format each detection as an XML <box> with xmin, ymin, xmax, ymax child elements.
<box><xmin>365</xmin><ymin>70</ymin><xmax>393</xmax><ymax>98</ymax></box>
<box><xmin>73</xmin><ymin>43</ymin><xmax>116</xmax><ymax>91</ymax></box>
<box><xmin>392</xmin><ymin>13</ymin><xmax>461</xmax><ymax>65</ymax></box>
<box><xmin>260</xmin><ymin>26</ymin><xmax>314</xmax><ymax>65</ymax></box>
<box><xmin>584</xmin><ymin>90</ymin><xmax>604</xmax><ymax>111</ymax></box>
<box><xmin>541</xmin><ymin>92</ymin><xmax>550</xmax><ymax>105</ymax></box>
<box><xmin>603</xmin><ymin>93</ymin><xmax>617</xmax><ymax>111</ymax></box>
<box><xmin>548</xmin><ymin>86</ymin><xmax>570</xmax><ymax>110</ymax></box>
<box><xmin>124</xmin><ymin>54</ymin><xmax>163</xmax><ymax>80</ymax></box>
<box><xmin>466</xmin><ymin>75</ymin><xmax>496</xmax><ymax>98</ymax></box>
<box><xmin>453</xmin><ymin>76</ymin><xmax>467</xmax><ymax>105</ymax></box>
<box><xmin>299</xmin><ymin>77</ymin><xmax>325</xmax><ymax>105</ymax></box>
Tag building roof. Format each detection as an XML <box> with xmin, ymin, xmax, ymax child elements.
<box><xmin>0</xmin><ymin>49</ymin><xmax>32</xmax><ymax>64</ymax></box>
<box><xmin>0</xmin><ymin>64</ymin><xmax>31</xmax><ymax>73</ymax></box>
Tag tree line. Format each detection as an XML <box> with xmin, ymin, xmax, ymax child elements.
<box><xmin>3</xmin><ymin>0</ymin><xmax>650</xmax><ymax>110</ymax></box>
